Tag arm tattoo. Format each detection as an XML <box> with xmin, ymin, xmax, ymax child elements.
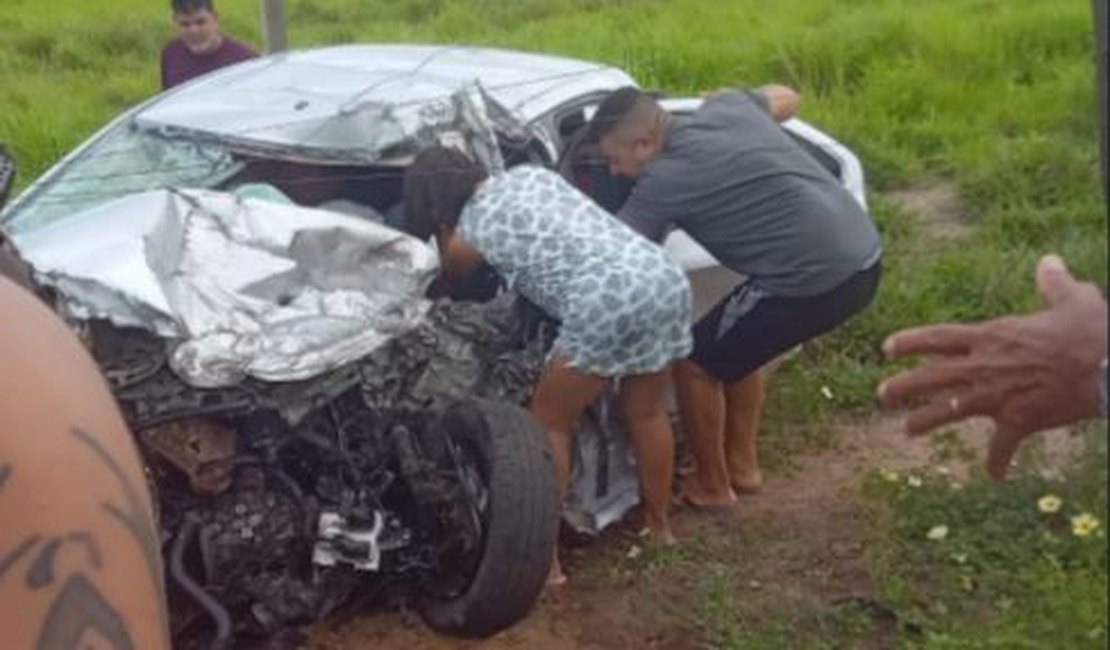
<box><xmin>24</xmin><ymin>534</ymin><xmax>105</xmax><ymax>590</ymax></box>
<box><xmin>1</xmin><ymin>464</ymin><xmax>45</xmax><ymax>584</ymax></box>
<box><xmin>70</xmin><ymin>426</ymin><xmax>165</xmax><ymax>614</ymax></box>
<box><xmin>1</xmin><ymin>534</ymin><xmax>42</xmax><ymax>582</ymax></box>
<box><xmin>68</xmin><ymin>426</ymin><xmax>170</xmax><ymax>646</ymax></box>
<box><xmin>27</xmin><ymin>537</ymin><xmax>64</xmax><ymax>589</ymax></box>
<box><xmin>36</xmin><ymin>574</ymin><xmax>135</xmax><ymax>650</ymax></box>
<box><xmin>2</xmin><ymin>427</ymin><xmax>171</xmax><ymax>648</ymax></box>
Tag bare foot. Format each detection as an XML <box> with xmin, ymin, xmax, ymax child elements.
<box><xmin>680</xmin><ymin>476</ymin><xmax>738</xmax><ymax>509</ymax></box>
<box><xmin>639</xmin><ymin>524</ymin><xmax>678</xmax><ymax>546</ymax></box>
<box><xmin>729</xmin><ymin>468</ymin><xmax>763</xmax><ymax>494</ymax></box>
<box><xmin>546</xmin><ymin>556</ymin><xmax>568</xmax><ymax>587</ymax></box>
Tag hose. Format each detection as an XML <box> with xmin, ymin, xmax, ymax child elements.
<box><xmin>170</xmin><ymin>515</ymin><xmax>233</xmax><ymax>650</ymax></box>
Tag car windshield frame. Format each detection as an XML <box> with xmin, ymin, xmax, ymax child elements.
<box><xmin>1</xmin><ymin>120</ymin><xmax>242</xmax><ymax>236</ymax></box>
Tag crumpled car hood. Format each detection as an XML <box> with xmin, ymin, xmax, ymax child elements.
<box><xmin>16</xmin><ymin>188</ymin><xmax>438</xmax><ymax>387</ymax></box>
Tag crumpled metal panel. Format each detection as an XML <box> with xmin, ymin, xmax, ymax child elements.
<box><xmin>139</xmin><ymin>79</ymin><xmax>514</xmax><ymax>172</ymax></box>
<box><xmin>17</xmin><ymin>188</ymin><xmax>438</xmax><ymax>387</ymax></box>
<box><xmin>563</xmin><ymin>391</ymin><xmax>643</xmax><ymax>534</ymax></box>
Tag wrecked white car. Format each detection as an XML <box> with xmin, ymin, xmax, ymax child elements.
<box><xmin>0</xmin><ymin>45</ymin><xmax>867</xmax><ymax>648</ymax></box>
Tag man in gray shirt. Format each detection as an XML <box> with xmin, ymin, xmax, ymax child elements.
<box><xmin>589</xmin><ymin>86</ymin><xmax>882</xmax><ymax>508</ymax></box>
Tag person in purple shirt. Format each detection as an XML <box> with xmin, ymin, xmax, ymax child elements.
<box><xmin>160</xmin><ymin>0</ymin><xmax>257</xmax><ymax>90</ymax></box>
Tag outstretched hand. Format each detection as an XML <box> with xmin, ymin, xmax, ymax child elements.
<box><xmin>878</xmin><ymin>254</ymin><xmax>1107</xmax><ymax>479</ymax></box>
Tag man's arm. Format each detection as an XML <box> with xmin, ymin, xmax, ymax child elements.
<box><xmin>0</xmin><ymin>278</ymin><xmax>170</xmax><ymax>649</ymax></box>
<box><xmin>615</xmin><ymin>183</ymin><xmax>673</xmax><ymax>242</ymax></box>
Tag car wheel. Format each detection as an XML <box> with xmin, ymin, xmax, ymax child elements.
<box><xmin>418</xmin><ymin>399</ymin><xmax>558</xmax><ymax>638</ymax></box>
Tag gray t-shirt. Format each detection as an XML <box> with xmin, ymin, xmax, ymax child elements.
<box><xmin>618</xmin><ymin>90</ymin><xmax>881</xmax><ymax>297</ymax></box>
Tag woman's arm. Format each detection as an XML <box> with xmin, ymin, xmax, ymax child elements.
<box><xmin>436</xmin><ymin>232</ymin><xmax>488</xmax><ymax>295</ymax></box>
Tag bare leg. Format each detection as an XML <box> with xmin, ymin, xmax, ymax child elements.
<box><xmin>724</xmin><ymin>370</ymin><xmax>766</xmax><ymax>492</ymax></box>
<box><xmin>672</xmin><ymin>360</ymin><xmax>736</xmax><ymax>507</ymax></box>
<box><xmin>529</xmin><ymin>357</ymin><xmax>608</xmax><ymax>585</ymax></box>
<box><xmin>619</xmin><ymin>370</ymin><xmax>678</xmax><ymax>544</ymax></box>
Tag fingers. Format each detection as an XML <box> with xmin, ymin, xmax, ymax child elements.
<box><xmin>985</xmin><ymin>426</ymin><xmax>1029</xmax><ymax>480</ymax></box>
<box><xmin>877</xmin><ymin>360</ymin><xmax>976</xmax><ymax>406</ymax></box>
<box><xmin>1035</xmin><ymin>254</ymin><xmax>1078</xmax><ymax>307</ymax></box>
<box><xmin>902</xmin><ymin>390</ymin><xmax>996</xmax><ymax>436</ymax></box>
<box><xmin>882</xmin><ymin>323</ymin><xmax>977</xmax><ymax>358</ymax></box>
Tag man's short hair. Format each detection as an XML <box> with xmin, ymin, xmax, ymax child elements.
<box><xmin>588</xmin><ymin>86</ymin><xmax>659</xmax><ymax>142</ymax></box>
<box><xmin>172</xmin><ymin>0</ymin><xmax>214</xmax><ymax>14</ymax></box>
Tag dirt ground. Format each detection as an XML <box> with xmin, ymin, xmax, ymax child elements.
<box><xmin>303</xmin><ymin>415</ymin><xmax>1083</xmax><ymax>650</ymax></box>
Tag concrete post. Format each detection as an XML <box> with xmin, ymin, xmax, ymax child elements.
<box><xmin>261</xmin><ymin>0</ymin><xmax>288</xmax><ymax>54</ymax></box>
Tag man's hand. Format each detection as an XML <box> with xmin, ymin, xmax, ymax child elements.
<box><xmin>878</xmin><ymin>254</ymin><xmax>1108</xmax><ymax>479</ymax></box>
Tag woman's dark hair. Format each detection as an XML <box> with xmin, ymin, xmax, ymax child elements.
<box><xmin>403</xmin><ymin>146</ymin><xmax>488</xmax><ymax>241</ymax></box>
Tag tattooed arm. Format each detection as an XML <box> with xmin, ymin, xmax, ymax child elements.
<box><xmin>0</xmin><ymin>278</ymin><xmax>169</xmax><ymax>650</ymax></box>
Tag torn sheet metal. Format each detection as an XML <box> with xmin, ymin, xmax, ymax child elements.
<box><xmin>564</xmin><ymin>392</ymin><xmax>642</xmax><ymax>534</ymax></box>
<box><xmin>141</xmin><ymin>81</ymin><xmax>514</xmax><ymax>172</ymax></box>
<box><xmin>17</xmin><ymin>188</ymin><xmax>437</xmax><ymax>387</ymax></box>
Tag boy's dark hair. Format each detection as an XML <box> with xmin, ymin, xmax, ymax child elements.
<box><xmin>403</xmin><ymin>146</ymin><xmax>488</xmax><ymax>241</ymax></box>
<box><xmin>172</xmin><ymin>0</ymin><xmax>214</xmax><ymax>14</ymax></box>
<box><xmin>588</xmin><ymin>86</ymin><xmax>655</xmax><ymax>142</ymax></box>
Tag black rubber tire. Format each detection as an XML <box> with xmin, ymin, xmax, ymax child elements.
<box><xmin>418</xmin><ymin>399</ymin><xmax>558</xmax><ymax>638</ymax></box>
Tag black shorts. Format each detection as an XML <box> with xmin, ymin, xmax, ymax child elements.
<box><xmin>689</xmin><ymin>261</ymin><xmax>882</xmax><ymax>383</ymax></box>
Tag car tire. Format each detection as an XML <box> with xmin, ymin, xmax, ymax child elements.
<box><xmin>418</xmin><ymin>399</ymin><xmax>558</xmax><ymax>638</ymax></box>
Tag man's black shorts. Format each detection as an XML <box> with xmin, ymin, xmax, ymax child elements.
<box><xmin>689</xmin><ymin>261</ymin><xmax>882</xmax><ymax>383</ymax></box>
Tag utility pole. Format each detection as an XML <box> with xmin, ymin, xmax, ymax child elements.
<box><xmin>261</xmin><ymin>0</ymin><xmax>288</xmax><ymax>54</ymax></box>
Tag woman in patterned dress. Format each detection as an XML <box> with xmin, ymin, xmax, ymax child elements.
<box><xmin>404</xmin><ymin>147</ymin><xmax>692</xmax><ymax>585</ymax></box>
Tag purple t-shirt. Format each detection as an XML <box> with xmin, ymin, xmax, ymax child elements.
<box><xmin>160</xmin><ymin>36</ymin><xmax>256</xmax><ymax>90</ymax></box>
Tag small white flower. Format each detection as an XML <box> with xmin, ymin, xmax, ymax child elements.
<box><xmin>952</xmin><ymin>552</ymin><xmax>968</xmax><ymax>564</ymax></box>
<box><xmin>936</xmin><ymin>466</ymin><xmax>951</xmax><ymax>476</ymax></box>
<box><xmin>878</xmin><ymin>468</ymin><xmax>900</xmax><ymax>482</ymax></box>
<box><xmin>1037</xmin><ymin>494</ymin><xmax>1063</xmax><ymax>514</ymax></box>
<box><xmin>1072</xmin><ymin>513</ymin><xmax>1100</xmax><ymax>537</ymax></box>
<box><xmin>926</xmin><ymin>525</ymin><xmax>949</xmax><ymax>541</ymax></box>
<box><xmin>820</xmin><ymin>385</ymin><xmax>835</xmax><ymax>400</ymax></box>
<box><xmin>626</xmin><ymin>545</ymin><xmax>642</xmax><ymax>559</ymax></box>
<box><xmin>907</xmin><ymin>475</ymin><xmax>923</xmax><ymax>488</ymax></box>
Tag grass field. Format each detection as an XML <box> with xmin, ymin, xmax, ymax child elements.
<box><xmin>1</xmin><ymin>0</ymin><xmax>1106</xmax><ymax>647</ymax></box>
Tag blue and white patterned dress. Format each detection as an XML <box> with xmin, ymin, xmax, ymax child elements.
<box><xmin>457</xmin><ymin>166</ymin><xmax>692</xmax><ymax>377</ymax></box>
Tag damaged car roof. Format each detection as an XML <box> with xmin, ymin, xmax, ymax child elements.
<box><xmin>148</xmin><ymin>44</ymin><xmax>633</xmax><ymax>134</ymax></box>
<box><xmin>0</xmin><ymin>45</ymin><xmax>634</xmax><ymax>234</ymax></box>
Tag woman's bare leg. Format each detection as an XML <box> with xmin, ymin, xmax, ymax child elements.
<box><xmin>620</xmin><ymin>369</ymin><xmax>679</xmax><ymax>543</ymax></box>
<box><xmin>529</xmin><ymin>357</ymin><xmax>608</xmax><ymax>584</ymax></box>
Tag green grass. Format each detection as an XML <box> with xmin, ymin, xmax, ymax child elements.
<box><xmin>862</xmin><ymin>430</ymin><xmax>1108</xmax><ymax>649</ymax></box>
<box><xmin>1</xmin><ymin>0</ymin><xmax>1106</xmax><ymax>646</ymax></box>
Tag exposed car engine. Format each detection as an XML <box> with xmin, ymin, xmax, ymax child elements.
<box><xmin>87</xmin><ymin>296</ymin><xmax>557</xmax><ymax>649</ymax></box>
